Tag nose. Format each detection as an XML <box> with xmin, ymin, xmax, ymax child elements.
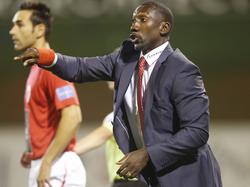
<box><xmin>130</xmin><ymin>22</ymin><xmax>138</xmax><ymax>32</ymax></box>
<box><xmin>9</xmin><ymin>26</ymin><xmax>14</xmax><ymax>35</ymax></box>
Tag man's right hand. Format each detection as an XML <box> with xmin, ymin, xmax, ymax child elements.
<box><xmin>14</xmin><ymin>48</ymin><xmax>40</xmax><ymax>67</ymax></box>
<box><xmin>20</xmin><ymin>152</ymin><xmax>32</xmax><ymax>168</ymax></box>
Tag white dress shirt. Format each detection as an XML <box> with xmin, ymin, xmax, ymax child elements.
<box><xmin>124</xmin><ymin>41</ymin><xmax>169</xmax><ymax>146</ymax></box>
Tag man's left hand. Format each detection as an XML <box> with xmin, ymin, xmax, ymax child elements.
<box><xmin>116</xmin><ymin>147</ymin><xmax>149</xmax><ymax>179</ymax></box>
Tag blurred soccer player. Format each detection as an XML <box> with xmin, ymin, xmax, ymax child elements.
<box><xmin>9</xmin><ymin>2</ymin><xmax>86</xmax><ymax>187</ymax></box>
<box><xmin>74</xmin><ymin>82</ymin><xmax>147</xmax><ymax>187</ymax></box>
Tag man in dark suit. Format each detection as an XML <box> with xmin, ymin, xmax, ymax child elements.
<box><xmin>15</xmin><ymin>1</ymin><xmax>222</xmax><ymax>187</ymax></box>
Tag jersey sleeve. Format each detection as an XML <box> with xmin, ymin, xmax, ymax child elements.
<box><xmin>42</xmin><ymin>70</ymin><xmax>80</xmax><ymax>110</ymax></box>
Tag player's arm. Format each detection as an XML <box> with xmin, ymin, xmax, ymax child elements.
<box><xmin>42</xmin><ymin>104</ymin><xmax>82</xmax><ymax>162</ymax></box>
<box><xmin>74</xmin><ymin>125</ymin><xmax>113</xmax><ymax>155</ymax></box>
<box><xmin>37</xmin><ymin>104</ymin><xmax>82</xmax><ymax>187</ymax></box>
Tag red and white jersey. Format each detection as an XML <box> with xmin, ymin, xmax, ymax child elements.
<box><xmin>24</xmin><ymin>65</ymin><xmax>80</xmax><ymax>160</ymax></box>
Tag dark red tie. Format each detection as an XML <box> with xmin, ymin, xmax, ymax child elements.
<box><xmin>137</xmin><ymin>56</ymin><xmax>147</xmax><ymax>134</ymax></box>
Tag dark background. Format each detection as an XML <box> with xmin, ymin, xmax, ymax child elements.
<box><xmin>1</xmin><ymin>4</ymin><xmax>250</xmax><ymax>124</ymax></box>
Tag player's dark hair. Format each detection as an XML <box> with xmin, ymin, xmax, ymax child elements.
<box><xmin>19</xmin><ymin>1</ymin><xmax>52</xmax><ymax>41</ymax></box>
<box><xmin>141</xmin><ymin>1</ymin><xmax>174</xmax><ymax>37</ymax></box>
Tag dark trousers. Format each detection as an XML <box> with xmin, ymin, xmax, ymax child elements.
<box><xmin>112</xmin><ymin>179</ymin><xmax>148</xmax><ymax>187</ymax></box>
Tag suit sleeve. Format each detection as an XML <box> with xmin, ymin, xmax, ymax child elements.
<box><xmin>48</xmin><ymin>52</ymin><xmax>119</xmax><ymax>83</ymax></box>
<box><xmin>147</xmin><ymin>61</ymin><xmax>209</xmax><ymax>172</ymax></box>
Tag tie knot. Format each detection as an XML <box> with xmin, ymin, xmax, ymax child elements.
<box><xmin>138</xmin><ymin>56</ymin><xmax>147</xmax><ymax>70</ymax></box>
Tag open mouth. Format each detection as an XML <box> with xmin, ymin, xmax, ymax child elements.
<box><xmin>12</xmin><ymin>38</ymin><xmax>18</xmax><ymax>44</ymax></box>
<box><xmin>129</xmin><ymin>33</ymin><xmax>140</xmax><ymax>44</ymax></box>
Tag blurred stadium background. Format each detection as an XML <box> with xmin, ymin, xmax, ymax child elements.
<box><xmin>0</xmin><ymin>0</ymin><xmax>249</xmax><ymax>186</ymax></box>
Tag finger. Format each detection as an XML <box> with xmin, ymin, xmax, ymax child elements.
<box><xmin>117</xmin><ymin>165</ymin><xmax>132</xmax><ymax>178</ymax></box>
<box><xmin>128</xmin><ymin>172</ymin><xmax>135</xmax><ymax>179</ymax></box>
<box><xmin>129</xmin><ymin>170</ymin><xmax>139</xmax><ymax>178</ymax></box>
<box><xmin>116</xmin><ymin>155</ymin><xmax>129</xmax><ymax>165</ymax></box>
<box><xmin>123</xmin><ymin>168</ymin><xmax>132</xmax><ymax>179</ymax></box>
<box><xmin>126</xmin><ymin>171</ymin><xmax>133</xmax><ymax>179</ymax></box>
<box><xmin>116</xmin><ymin>162</ymin><xmax>129</xmax><ymax>175</ymax></box>
<box><xmin>120</xmin><ymin>167</ymin><xmax>130</xmax><ymax>174</ymax></box>
<box><xmin>23</xmin><ymin>59</ymin><xmax>38</xmax><ymax>67</ymax></box>
<box><xmin>14</xmin><ymin>53</ymin><xmax>35</xmax><ymax>62</ymax></box>
<box><xmin>14</xmin><ymin>56</ymin><xmax>23</xmax><ymax>61</ymax></box>
<box><xmin>117</xmin><ymin>170</ymin><xmax>126</xmax><ymax>178</ymax></box>
<box><xmin>45</xmin><ymin>179</ymin><xmax>52</xmax><ymax>187</ymax></box>
<box><xmin>121</xmin><ymin>170</ymin><xmax>135</xmax><ymax>179</ymax></box>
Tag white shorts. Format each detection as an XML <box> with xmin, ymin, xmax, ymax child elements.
<box><xmin>29</xmin><ymin>151</ymin><xmax>86</xmax><ymax>187</ymax></box>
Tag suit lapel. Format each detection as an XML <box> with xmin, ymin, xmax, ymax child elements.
<box><xmin>143</xmin><ymin>44</ymin><xmax>174</xmax><ymax>119</ymax></box>
<box><xmin>114</xmin><ymin>53</ymin><xmax>139</xmax><ymax>116</ymax></box>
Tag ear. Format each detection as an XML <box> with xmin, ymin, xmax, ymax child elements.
<box><xmin>34</xmin><ymin>24</ymin><xmax>46</xmax><ymax>39</ymax></box>
<box><xmin>160</xmin><ymin>22</ymin><xmax>171</xmax><ymax>36</ymax></box>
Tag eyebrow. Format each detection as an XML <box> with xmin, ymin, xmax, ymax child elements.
<box><xmin>13</xmin><ymin>19</ymin><xmax>23</xmax><ymax>24</ymax></box>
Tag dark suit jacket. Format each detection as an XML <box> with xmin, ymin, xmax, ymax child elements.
<box><xmin>50</xmin><ymin>41</ymin><xmax>222</xmax><ymax>187</ymax></box>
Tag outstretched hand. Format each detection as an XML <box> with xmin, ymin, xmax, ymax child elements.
<box><xmin>14</xmin><ymin>48</ymin><xmax>39</xmax><ymax>67</ymax></box>
<box><xmin>116</xmin><ymin>147</ymin><xmax>149</xmax><ymax>179</ymax></box>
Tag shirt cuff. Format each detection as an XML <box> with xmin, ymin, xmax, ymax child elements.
<box><xmin>42</xmin><ymin>53</ymin><xmax>58</xmax><ymax>68</ymax></box>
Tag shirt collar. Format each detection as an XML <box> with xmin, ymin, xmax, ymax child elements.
<box><xmin>141</xmin><ymin>41</ymin><xmax>169</xmax><ymax>67</ymax></box>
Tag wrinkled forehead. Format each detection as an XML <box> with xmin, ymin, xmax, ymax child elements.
<box><xmin>12</xmin><ymin>10</ymin><xmax>32</xmax><ymax>23</ymax></box>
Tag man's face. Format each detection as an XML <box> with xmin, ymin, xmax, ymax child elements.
<box><xmin>9</xmin><ymin>10</ymin><xmax>37</xmax><ymax>51</ymax></box>
<box><xmin>130</xmin><ymin>5</ymin><xmax>165</xmax><ymax>53</ymax></box>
